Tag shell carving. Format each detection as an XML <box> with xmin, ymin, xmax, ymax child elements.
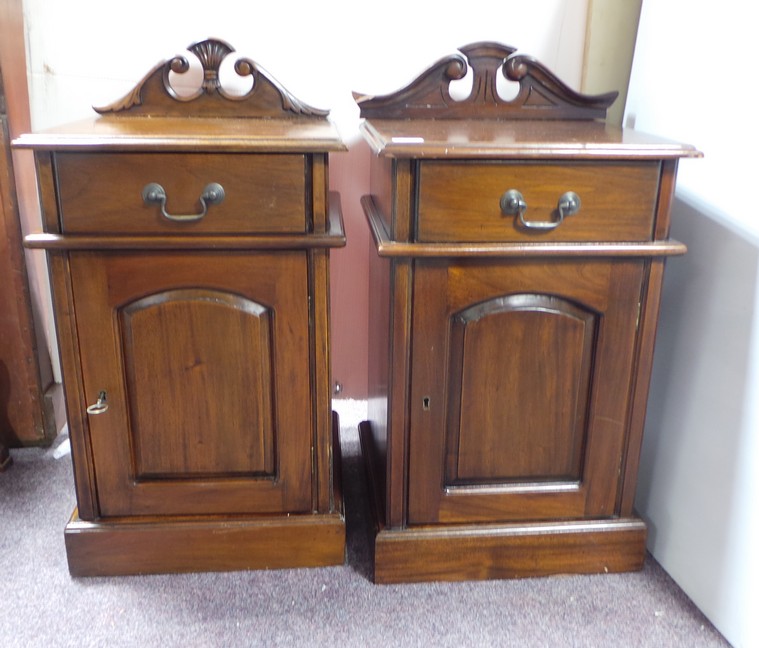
<box><xmin>186</xmin><ymin>39</ymin><xmax>233</xmax><ymax>89</ymax></box>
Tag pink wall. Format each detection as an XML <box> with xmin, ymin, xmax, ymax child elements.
<box><xmin>329</xmin><ymin>141</ymin><xmax>372</xmax><ymax>398</ymax></box>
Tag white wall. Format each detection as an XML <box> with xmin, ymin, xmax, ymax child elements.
<box><xmin>23</xmin><ymin>0</ymin><xmax>588</xmax><ymax>138</ymax></box>
<box><xmin>626</xmin><ymin>2</ymin><xmax>759</xmax><ymax>647</ymax></box>
<box><xmin>21</xmin><ymin>0</ymin><xmax>590</xmax><ymax>391</ymax></box>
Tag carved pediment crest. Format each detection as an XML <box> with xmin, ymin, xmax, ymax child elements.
<box><xmin>353</xmin><ymin>42</ymin><xmax>617</xmax><ymax>120</ymax></box>
<box><xmin>95</xmin><ymin>38</ymin><xmax>327</xmax><ymax>119</ymax></box>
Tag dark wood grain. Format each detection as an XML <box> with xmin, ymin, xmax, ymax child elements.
<box><xmin>359</xmin><ymin>119</ymin><xmax>701</xmax><ymax>160</ymax></box>
<box><xmin>417</xmin><ymin>160</ymin><xmax>660</xmax><ymax>242</ymax></box>
<box><xmin>361</xmin><ymin>420</ymin><xmax>647</xmax><ymax>583</ymax></box>
<box><xmin>385</xmin><ymin>259</ymin><xmax>413</xmax><ymax>529</ymax></box>
<box><xmin>407</xmin><ymin>258</ymin><xmax>643</xmax><ymax>525</ymax></box>
<box><xmin>311</xmin><ymin>247</ymin><xmax>334</xmax><ymax>513</ymax></box>
<box><xmin>14</xmin><ymin>116</ymin><xmax>345</xmax><ymax>153</ymax></box>
<box><xmin>446</xmin><ymin>294</ymin><xmax>594</xmax><ymax>484</ymax></box>
<box><xmin>618</xmin><ymin>258</ymin><xmax>665</xmax><ymax>516</ymax></box>
<box><xmin>365</xmin><ymin>254</ymin><xmax>391</xmax><ymax>523</ymax></box>
<box><xmin>34</xmin><ymin>152</ymin><xmax>60</xmax><ymax>233</ymax></box>
<box><xmin>95</xmin><ymin>39</ymin><xmax>329</xmax><ymax>120</ymax></box>
<box><xmin>310</xmin><ymin>153</ymin><xmax>329</xmax><ymax>233</ymax></box>
<box><xmin>373</xmin><ymin>519</ymin><xmax>647</xmax><ymax>584</ymax></box>
<box><xmin>121</xmin><ymin>290</ymin><xmax>276</xmax><ymax>479</ymax></box>
<box><xmin>71</xmin><ymin>251</ymin><xmax>312</xmax><ymax>518</ymax></box>
<box><xmin>363</xmin><ymin>195</ymin><xmax>687</xmax><ymax>258</ymax></box>
<box><xmin>354</xmin><ymin>42</ymin><xmax>617</xmax><ymax>121</ymax></box>
<box><xmin>65</xmin><ymin>509</ymin><xmax>346</xmax><ymax>577</ymax></box>
<box><xmin>56</xmin><ymin>152</ymin><xmax>307</xmax><ymax>234</ymax></box>
<box><xmin>24</xmin><ymin>191</ymin><xmax>346</xmax><ymax>250</ymax></box>
<box><xmin>45</xmin><ymin>252</ymin><xmax>98</xmax><ymax>519</ymax></box>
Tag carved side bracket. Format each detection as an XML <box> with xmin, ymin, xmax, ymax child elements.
<box><xmin>353</xmin><ymin>42</ymin><xmax>617</xmax><ymax>120</ymax></box>
<box><xmin>95</xmin><ymin>38</ymin><xmax>328</xmax><ymax>119</ymax></box>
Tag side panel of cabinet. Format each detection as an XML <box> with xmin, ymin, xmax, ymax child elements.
<box><xmin>408</xmin><ymin>258</ymin><xmax>644</xmax><ymax>525</ymax></box>
<box><xmin>69</xmin><ymin>251</ymin><xmax>312</xmax><ymax>517</ymax></box>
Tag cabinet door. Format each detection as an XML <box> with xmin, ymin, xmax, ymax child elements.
<box><xmin>408</xmin><ymin>258</ymin><xmax>645</xmax><ymax>525</ymax></box>
<box><xmin>70</xmin><ymin>251</ymin><xmax>312</xmax><ymax>517</ymax></box>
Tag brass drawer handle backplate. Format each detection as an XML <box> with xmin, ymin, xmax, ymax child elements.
<box><xmin>500</xmin><ymin>189</ymin><xmax>581</xmax><ymax>231</ymax></box>
<box><xmin>142</xmin><ymin>182</ymin><xmax>225</xmax><ymax>222</ymax></box>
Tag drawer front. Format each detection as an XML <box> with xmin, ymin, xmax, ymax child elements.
<box><xmin>416</xmin><ymin>161</ymin><xmax>660</xmax><ymax>243</ymax></box>
<box><xmin>56</xmin><ymin>153</ymin><xmax>307</xmax><ymax>234</ymax></box>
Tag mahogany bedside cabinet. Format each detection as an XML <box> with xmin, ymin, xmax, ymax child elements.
<box><xmin>354</xmin><ymin>42</ymin><xmax>700</xmax><ymax>583</ymax></box>
<box><xmin>15</xmin><ymin>39</ymin><xmax>346</xmax><ymax>576</ymax></box>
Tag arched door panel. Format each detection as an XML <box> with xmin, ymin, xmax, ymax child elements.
<box><xmin>446</xmin><ymin>294</ymin><xmax>596</xmax><ymax>487</ymax></box>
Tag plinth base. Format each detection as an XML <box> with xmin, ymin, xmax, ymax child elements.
<box><xmin>64</xmin><ymin>509</ymin><xmax>345</xmax><ymax>577</ymax></box>
<box><xmin>64</xmin><ymin>413</ymin><xmax>345</xmax><ymax>577</ymax></box>
<box><xmin>358</xmin><ymin>421</ymin><xmax>646</xmax><ymax>584</ymax></box>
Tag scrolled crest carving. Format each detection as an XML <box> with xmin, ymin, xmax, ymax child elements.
<box><xmin>95</xmin><ymin>38</ymin><xmax>327</xmax><ymax>119</ymax></box>
<box><xmin>353</xmin><ymin>42</ymin><xmax>617</xmax><ymax>121</ymax></box>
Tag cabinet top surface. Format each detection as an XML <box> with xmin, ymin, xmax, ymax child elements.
<box><xmin>353</xmin><ymin>42</ymin><xmax>699</xmax><ymax>161</ymax></box>
<box><xmin>13</xmin><ymin>116</ymin><xmax>345</xmax><ymax>152</ymax></box>
<box><xmin>359</xmin><ymin>119</ymin><xmax>701</xmax><ymax>160</ymax></box>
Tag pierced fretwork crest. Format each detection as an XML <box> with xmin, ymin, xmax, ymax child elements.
<box><xmin>353</xmin><ymin>42</ymin><xmax>617</xmax><ymax>120</ymax></box>
<box><xmin>95</xmin><ymin>38</ymin><xmax>327</xmax><ymax>119</ymax></box>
